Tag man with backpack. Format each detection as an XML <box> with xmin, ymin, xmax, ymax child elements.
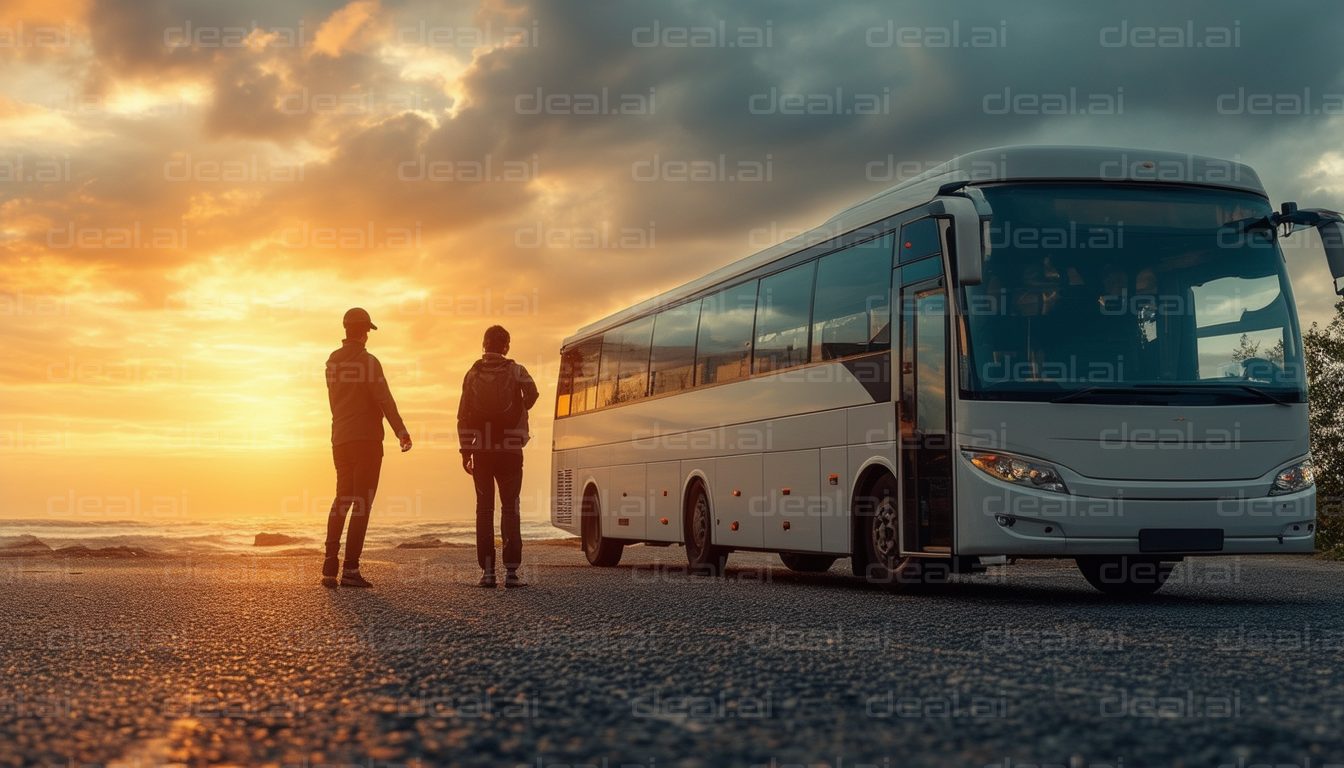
<box><xmin>457</xmin><ymin>325</ymin><xmax>540</xmax><ymax>588</ymax></box>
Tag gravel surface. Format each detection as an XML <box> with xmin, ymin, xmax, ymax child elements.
<box><xmin>2</xmin><ymin>542</ymin><xmax>1343</xmax><ymax>768</ymax></box>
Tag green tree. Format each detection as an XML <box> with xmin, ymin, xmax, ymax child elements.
<box><xmin>1231</xmin><ymin>333</ymin><xmax>1260</xmax><ymax>364</ymax></box>
<box><xmin>1305</xmin><ymin>300</ymin><xmax>1344</xmax><ymax>556</ymax></box>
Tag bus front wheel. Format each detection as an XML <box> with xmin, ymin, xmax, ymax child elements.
<box><xmin>684</xmin><ymin>482</ymin><xmax>728</xmax><ymax>576</ymax></box>
<box><xmin>858</xmin><ymin>475</ymin><xmax>905</xmax><ymax>586</ymax></box>
<box><xmin>857</xmin><ymin>475</ymin><xmax>946</xmax><ymax>590</ymax></box>
<box><xmin>1074</xmin><ymin>556</ymin><xmax>1173</xmax><ymax>596</ymax></box>
<box><xmin>581</xmin><ymin>490</ymin><xmax>624</xmax><ymax>567</ymax></box>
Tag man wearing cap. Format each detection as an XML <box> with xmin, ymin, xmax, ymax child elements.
<box><xmin>322</xmin><ymin>307</ymin><xmax>413</xmax><ymax>588</ymax></box>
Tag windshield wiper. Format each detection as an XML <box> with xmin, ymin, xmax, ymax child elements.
<box><xmin>1051</xmin><ymin>383</ymin><xmax>1294</xmax><ymax>406</ymax></box>
<box><xmin>1050</xmin><ymin>386</ymin><xmax>1154</xmax><ymax>404</ymax></box>
<box><xmin>1231</xmin><ymin>384</ymin><xmax>1284</xmax><ymax>408</ymax></box>
<box><xmin>1133</xmin><ymin>382</ymin><xmax>1292</xmax><ymax>407</ymax></box>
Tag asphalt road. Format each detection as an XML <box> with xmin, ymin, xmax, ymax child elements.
<box><xmin>3</xmin><ymin>542</ymin><xmax>1344</xmax><ymax>768</ymax></box>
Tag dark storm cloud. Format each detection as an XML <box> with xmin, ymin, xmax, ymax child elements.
<box><xmin>422</xmin><ymin>0</ymin><xmax>1344</xmax><ymax>246</ymax></box>
<box><xmin>13</xmin><ymin>0</ymin><xmax>1344</xmax><ymax>322</ymax></box>
<box><xmin>87</xmin><ymin>0</ymin><xmax>343</xmax><ymax>76</ymax></box>
<box><xmin>388</xmin><ymin>0</ymin><xmax>1344</xmax><ymax>319</ymax></box>
<box><xmin>72</xmin><ymin>0</ymin><xmax>1344</xmax><ymax>249</ymax></box>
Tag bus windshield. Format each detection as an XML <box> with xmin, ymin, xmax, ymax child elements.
<box><xmin>961</xmin><ymin>183</ymin><xmax>1306</xmax><ymax>403</ymax></box>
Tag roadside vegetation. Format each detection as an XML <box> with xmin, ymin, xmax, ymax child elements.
<box><xmin>1306</xmin><ymin>300</ymin><xmax>1344</xmax><ymax>558</ymax></box>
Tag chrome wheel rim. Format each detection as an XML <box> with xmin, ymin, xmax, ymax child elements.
<box><xmin>692</xmin><ymin>494</ymin><xmax>710</xmax><ymax>551</ymax></box>
<box><xmin>872</xmin><ymin>497</ymin><xmax>899</xmax><ymax>561</ymax></box>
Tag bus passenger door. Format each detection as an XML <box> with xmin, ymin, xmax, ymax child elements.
<box><xmin>899</xmin><ymin>280</ymin><xmax>954</xmax><ymax>554</ymax></box>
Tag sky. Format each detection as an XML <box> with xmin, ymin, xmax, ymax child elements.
<box><xmin>3</xmin><ymin>0</ymin><xmax>1344</xmax><ymax>524</ymax></box>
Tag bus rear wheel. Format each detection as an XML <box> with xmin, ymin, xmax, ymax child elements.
<box><xmin>684</xmin><ymin>481</ymin><xmax>728</xmax><ymax>576</ymax></box>
<box><xmin>779</xmin><ymin>553</ymin><xmax>837</xmax><ymax>573</ymax></box>
<box><xmin>581</xmin><ymin>489</ymin><xmax>623</xmax><ymax>567</ymax></box>
<box><xmin>1074</xmin><ymin>556</ymin><xmax>1173</xmax><ymax>596</ymax></box>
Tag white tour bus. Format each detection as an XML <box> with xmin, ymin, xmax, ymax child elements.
<box><xmin>550</xmin><ymin>145</ymin><xmax>1344</xmax><ymax>595</ymax></box>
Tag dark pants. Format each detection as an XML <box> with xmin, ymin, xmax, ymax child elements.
<box><xmin>472</xmin><ymin>451</ymin><xmax>524</xmax><ymax>572</ymax></box>
<box><xmin>324</xmin><ymin>439</ymin><xmax>384</xmax><ymax>575</ymax></box>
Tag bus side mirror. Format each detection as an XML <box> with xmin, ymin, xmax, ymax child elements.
<box><xmin>1318</xmin><ymin>220</ymin><xmax>1344</xmax><ymax>295</ymax></box>
<box><xmin>931</xmin><ymin>195</ymin><xmax>986</xmax><ymax>286</ymax></box>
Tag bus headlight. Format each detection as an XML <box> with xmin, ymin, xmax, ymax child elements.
<box><xmin>962</xmin><ymin>450</ymin><xmax>1069</xmax><ymax>494</ymax></box>
<box><xmin>1269</xmin><ymin>458</ymin><xmax>1314</xmax><ymax>496</ymax></box>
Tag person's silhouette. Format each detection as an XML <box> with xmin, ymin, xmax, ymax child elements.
<box><xmin>322</xmin><ymin>307</ymin><xmax>412</xmax><ymax>588</ymax></box>
<box><xmin>457</xmin><ymin>325</ymin><xmax>539</xmax><ymax>588</ymax></box>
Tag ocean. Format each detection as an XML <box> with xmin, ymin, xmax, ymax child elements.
<box><xmin>0</xmin><ymin>516</ymin><xmax>574</xmax><ymax>556</ymax></box>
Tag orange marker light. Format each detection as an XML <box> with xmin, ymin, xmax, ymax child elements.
<box><xmin>662</xmin><ymin>490</ymin><xmax>668</xmax><ymax>496</ymax></box>
<box><xmin>828</xmin><ymin>474</ymin><xmax>839</xmax><ymax>485</ymax></box>
<box><xmin>730</xmin><ymin>521</ymin><xmax>739</xmax><ymax>531</ymax></box>
<box><xmin>782</xmin><ymin>487</ymin><xmax>791</xmax><ymax>496</ymax></box>
<box><xmin>733</xmin><ymin>490</ymin><xmax>741</xmax><ymax>497</ymax></box>
<box><xmin>782</xmin><ymin>521</ymin><xmax>791</xmax><ymax>530</ymax></box>
<box><xmin>660</xmin><ymin>517</ymin><xmax>669</xmax><ymax>525</ymax></box>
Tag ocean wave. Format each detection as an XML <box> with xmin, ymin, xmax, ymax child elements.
<box><xmin>0</xmin><ymin>518</ymin><xmax>574</xmax><ymax>556</ymax></box>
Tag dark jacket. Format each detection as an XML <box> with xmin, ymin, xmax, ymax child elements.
<box><xmin>457</xmin><ymin>354</ymin><xmax>539</xmax><ymax>454</ymax></box>
<box><xmin>326</xmin><ymin>339</ymin><xmax>410</xmax><ymax>446</ymax></box>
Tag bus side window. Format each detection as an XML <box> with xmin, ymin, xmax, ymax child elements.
<box><xmin>898</xmin><ymin>218</ymin><xmax>940</xmax><ymax>264</ymax></box>
<box><xmin>597</xmin><ymin>317</ymin><xmax>654</xmax><ymax>408</ymax></box>
<box><xmin>568</xmin><ymin>338</ymin><xmax>602</xmax><ymax>415</ymax></box>
<box><xmin>697</xmin><ymin>281</ymin><xmax>758</xmax><ymax>386</ymax></box>
<box><xmin>753</xmin><ymin>261</ymin><xmax>815</xmax><ymax>374</ymax></box>
<box><xmin>650</xmin><ymin>300</ymin><xmax>701</xmax><ymax>396</ymax></box>
<box><xmin>556</xmin><ymin>347</ymin><xmax>578</xmax><ymax>417</ymax></box>
<box><xmin>812</xmin><ymin>234</ymin><xmax>894</xmax><ymax>361</ymax></box>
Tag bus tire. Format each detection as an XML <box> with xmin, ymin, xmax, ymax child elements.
<box><xmin>684</xmin><ymin>481</ymin><xmax>728</xmax><ymax>576</ymax></box>
<box><xmin>1074</xmin><ymin>556</ymin><xmax>1173</xmax><ymax>597</ymax></box>
<box><xmin>856</xmin><ymin>474</ymin><xmax>946</xmax><ymax>590</ymax></box>
<box><xmin>779</xmin><ymin>553</ymin><xmax>837</xmax><ymax>573</ymax></box>
<box><xmin>857</xmin><ymin>474</ymin><xmax>901</xmax><ymax>585</ymax></box>
<box><xmin>581</xmin><ymin>489</ymin><xmax>623</xmax><ymax>567</ymax></box>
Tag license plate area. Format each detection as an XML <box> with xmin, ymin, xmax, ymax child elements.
<box><xmin>1138</xmin><ymin>528</ymin><xmax>1224</xmax><ymax>553</ymax></box>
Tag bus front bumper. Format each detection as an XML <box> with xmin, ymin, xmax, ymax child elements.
<box><xmin>955</xmin><ymin>468</ymin><xmax>1317</xmax><ymax>557</ymax></box>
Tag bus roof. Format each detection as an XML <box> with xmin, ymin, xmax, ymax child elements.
<box><xmin>563</xmin><ymin>145</ymin><xmax>1266</xmax><ymax>348</ymax></box>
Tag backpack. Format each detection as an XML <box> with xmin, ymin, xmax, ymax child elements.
<box><xmin>469</xmin><ymin>361</ymin><xmax>522</xmax><ymax>439</ymax></box>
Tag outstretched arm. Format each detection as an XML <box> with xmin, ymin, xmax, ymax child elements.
<box><xmin>369</xmin><ymin>355</ymin><xmax>411</xmax><ymax>449</ymax></box>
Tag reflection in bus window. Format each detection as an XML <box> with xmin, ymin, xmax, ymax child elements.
<box><xmin>812</xmin><ymin>235</ymin><xmax>893</xmax><ymax>361</ymax></box>
<box><xmin>962</xmin><ymin>183</ymin><xmax>1303</xmax><ymax>395</ymax></box>
<box><xmin>899</xmin><ymin>218</ymin><xmax>941</xmax><ymax>264</ymax></box>
<box><xmin>650</xmin><ymin>300</ymin><xmax>701</xmax><ymax>396</ymax></box>
<box><xmin>562</xmin><ymin>338</ymin><xmax>602</xmax><ymax>415</ymax></box>
<box><xmin>697</xmin><ymin>281</ymin><xmax>758</xmax><ymax>386</ymax></box>
<box><xmin>916</xmin><ymin>292</ymin><xmax>947</xmax><ymax>433</ymax></box>
<box><xmin>754</xmin><ymin>262</ymin><xmax>815</xmax><ymax>374</ymax></box>
<box><xmin>1191</xmin><ymin>274</ymin><xmax>1285</xmax><ymax>381</ymax></box>
<box><xmin>598</xmin><ymin>316</ymin><xmax>654</xmax><ymax>407</ymax></box>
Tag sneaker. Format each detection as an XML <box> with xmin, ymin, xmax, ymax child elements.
<box><xmin>341</xmin><ymin>570</ymin><xmax>373</xmax><ymax>588</ymax></box>
<box><xmin>503</xmin><ymin>570</ymin><xmax>528</xmax><ymax>589</ymax></box>
<box><xmin>321</xmin><ymin>576</ymin><xmax>338</xmax><ymax>588</ymax></box>
<box><xmin>477</xmin><ymin>571</ymin><xmax>497</xmax><ymax>588</ymax></box>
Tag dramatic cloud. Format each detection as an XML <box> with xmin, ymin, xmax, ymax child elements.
<box><xmin>3</xmin><ymin>0</ymin><xmax>1344</xmax><ymax>519</ymax></box>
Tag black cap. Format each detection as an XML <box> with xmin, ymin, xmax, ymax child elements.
<box><xmin>343</xmin><ymin>307</ymin><xmax>377</xmax><ymax>330</ymax></box>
